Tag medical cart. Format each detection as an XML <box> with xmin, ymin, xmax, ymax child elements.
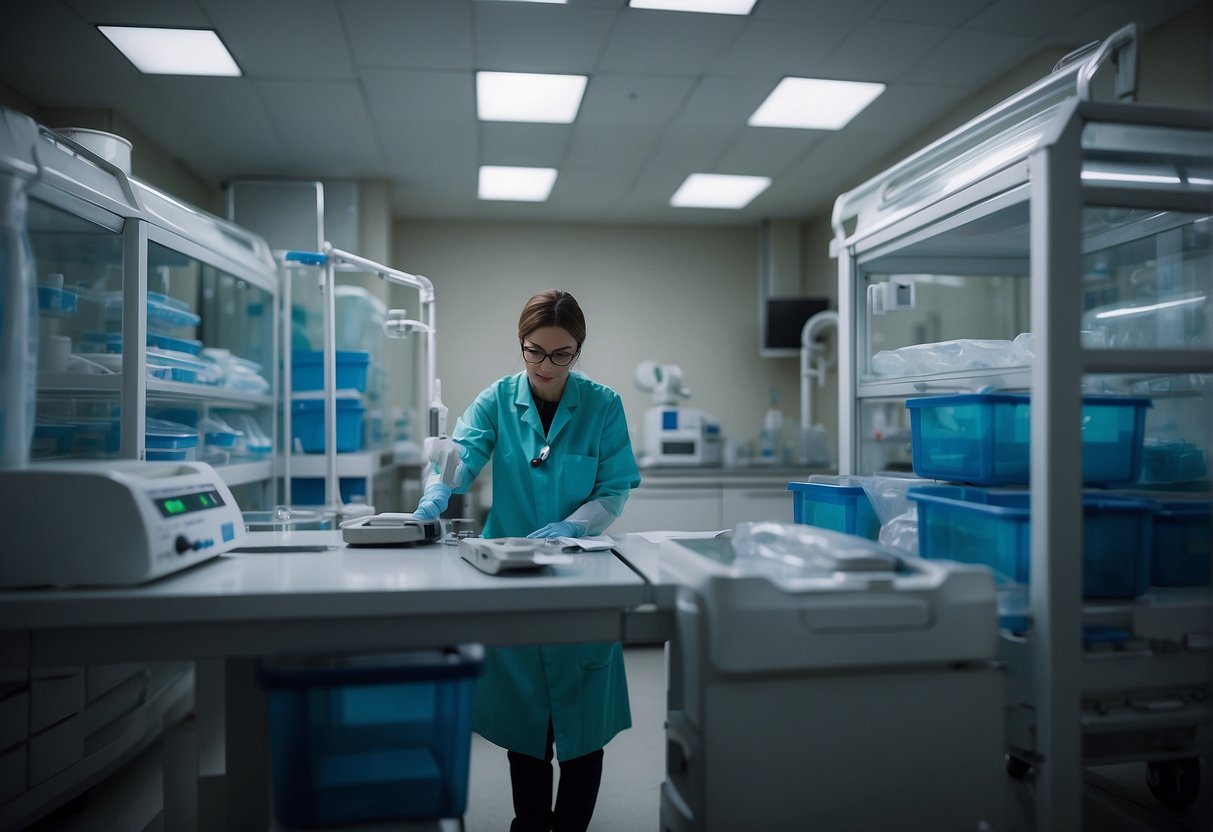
<box><xmin>831</xmin><ymin>24</ymin><xmax>1213</xmax><ymax>830</ymax></box>
<box><xmin>620</xmin><ymin>530</ymin><xmax>1004</xmax><ymax>831</ymax></box>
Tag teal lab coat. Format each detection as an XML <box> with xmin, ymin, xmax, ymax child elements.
<box><xmin>451</xmin><ymin>371</ymin><xmax>640</xmax><ymax>760</ymax></box>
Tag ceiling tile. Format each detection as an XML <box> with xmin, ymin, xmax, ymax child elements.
<box><xmin>966</xmin><ymin>0</ymin><xmax>1094</xmax><ymax>38</ymax></box>
<box><xmin>64</xmin><ymin>0</ymin><xmax>211</xmax><ymax>26</ymax></box>
<box><xmin>474</xmin><ymin>3</ymin><xmax>618</xmax><ymax>74</ymax></box>
<box><xmin>711</xmin><ymin>20</ymin><xmax>847</xmax><ymax>77</ymax></box>
<box><xmin>673</xmin><ymin>76</ymin><xmax>776</xmax><ymax>126</ymax></box>
<box><xmin>480</xmin><ymin>122</ymin><xmax>570</xmax><ymax>167</ymax></box>
<box><xmin>712</xmin><ymin>128</ymin><xmax>822</xmax><ymax>177</ymax></box>
<box><xmin>198</xmin><ymin>0</ymin><xmax>357</xmax><ymax>79</ymax></box>
<box><xmin>382</xmin><ymin>124</ymin><xmax>478</xmax><ymax>177</ymax></box>
<box><xmin>1047</xmin><ymin>0</ymin><xmax>1200</xmax><ymax>46</ymax></box>
<box><xmin>596</xmin><ymin>9</ymin><xmax>747</xmax><ymax>74</ymax></box>
<box><xmin>752</xmin><ymin>0</ymin><xmax>885</xmax><ymax>27</ymax></box>
<box><xmin>876</xmin><ymin>0</ymin><xmax>995</xmax><ymax>27</ymax></box>
<box><xmin>256</xmin><ymin>79</ymin><xmax>384</xmax><ymax>174</ymax></box>
<box><xmin>576</xmin><ymin>73</ymin><xmax>695</xmax><ymax>126</ymax></box>
<box><xmin>825</xmin><ymin>20</ymin><xmax>952</xmax><ymax>81</ymax></box>
<box><xmin>342</xmin><ymin>0</ymin><xmax>474</xmax><ymax>70</ymax></box>
<box><xmin>902</xmin><ymin>28</ymin><xmax>1035</xmax><ymax>87</ymax></box>
<box><xmin>546</xmin><ymin>167</ymin><xmax>633</xmax><ymax>213</ymax></box>
<box><xmin>564</xmin><ymin>123</ymin><xmax>662</xmax><ymax>169</ymax></box>
<box><xmin>362</xmin><ymin>68</ymin><xmax>475</xmax><ymax>128</ymax></box>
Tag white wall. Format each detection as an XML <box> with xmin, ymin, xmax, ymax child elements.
<box><xmin>391</xmin><ymin>220</ymin><xmax>802</xmax><ymax>458</ymax></box>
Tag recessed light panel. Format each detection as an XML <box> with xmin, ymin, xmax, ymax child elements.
<box><xmin>479</xmin><ymin>166</ymin><xmax>559</xmax><ymax>202</ymax></box>
<box><xmin>476</xmin><ymin>72</ymin><xmax>588</xmax><ymax>123</ymax></box>
<box><xmin>630</xmin><ymin>0</ymin><xmax>757</xmax><ymax>14</ymax></box>
<box><xmin>98</xmin><ymin>26</ymin><xmax>241</xmax><ymax>76</ymax></box>
<box><xmin>749</xmin><ymin>78</ymin><xmax>886</xmax><ymax>130</ymax></box>
<box><xmin>670</xmin><ymin>173</ymin><xmax>771</xmax><ymax>209</ymax></box>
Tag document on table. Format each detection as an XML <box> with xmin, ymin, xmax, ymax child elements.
<box><xmin>555</xmin><ymin>535</ymin><xmax>616</xmax><ymax>551</ymax></box>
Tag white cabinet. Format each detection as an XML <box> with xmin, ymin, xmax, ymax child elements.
<box><xmin>611</xmin><ymin>471</ymin><xmax>805</xmax><ymax>534</ymax></box>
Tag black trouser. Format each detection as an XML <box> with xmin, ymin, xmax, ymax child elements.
<box><xmin>507</xmin><ymin>721</ymin><xmax>604</xmax><ymax>832</ymax></box>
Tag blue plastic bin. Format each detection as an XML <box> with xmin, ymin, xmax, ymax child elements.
<box><xmin>905</xmin><ymin>393</ymin><xmax>1151</xmax><ymax>486</ymax></box>
<box><xmin>1148</xmin><ymin>499</ymin><xmax>1212</xmax><ymax>587</ymax></box>
<box><xmin>787</xmin><ymin>481</ymin><xmax>880</xmax><ymax>540</ymax></box>
<box><xmin>290</xmin><ymin>477</ymin><xmax>369</xmax><ymax>506</ymax></box>
<box><xmin>292</xmin><ymin>350</ymin><xmax>371</xmax><ymax>393</ymax></box>
<box><xmin>908</xmin><ymin>485</ymin><xmax>1156</xmax><ymax>599</ymax></box>
<box><xmin>292</xmin><ymin>395</ymin><xmax>365</xmax><ymax>453</ymax></box>
<box><xmin>257</xmin><ymin>645</ymin><xmax>484</xmax><ymax>828</ymax></box>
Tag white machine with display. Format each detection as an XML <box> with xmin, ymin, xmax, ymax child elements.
<box><xmin>632</xmin><ymin>525</ymin><xmax>1004</xmax><ymax>831</ymax></box>
<box><xmin>634</xmin><ymin>361</ymin><xmax>722</xmax><ymax>467</ymax></box>
<box><xmin>0</xmin><ymin>460</ymin><xmax>244</xmax><ymax>587</ymax></box>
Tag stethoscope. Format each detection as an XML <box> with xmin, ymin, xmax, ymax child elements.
<box><xmin>530</xmin><ymin>444</ymin><xmax>551</xmax><ymax>467</ymax></box>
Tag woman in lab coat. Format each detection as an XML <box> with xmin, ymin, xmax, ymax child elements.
<box><xmin>411</xmin><ymin>289</ymin><xmax>640</xmax><ymax>832</ymax></box>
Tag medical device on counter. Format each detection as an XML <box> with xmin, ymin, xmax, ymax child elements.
<box><xmin>633</xmin><ymin>360</ymin><xmax>722</xmax><ymax>467</ymax></box>
<box><xmin>459</xmin><ymin>537</ymin><xmax>554</xmax><ymax>575</ymax></box>
<box><xmin>0</xmin><ymin>460</ymin><xmax>243</xmax><ymax>587</ymax></box>
<box><xmin>340</xmin><ymin>513</ymin><xmax>446</xmax><ymax>547</ymax></box>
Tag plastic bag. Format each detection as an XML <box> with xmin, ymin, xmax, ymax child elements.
<box><xmin>733</xmin><ymin>521</ymin><xmax>901</xmax><ymax>576</ymax></box>
<box><xmin>878</xmin><ymin>509</ymin><xmax>919</xmax><ymax>555</ymax></box>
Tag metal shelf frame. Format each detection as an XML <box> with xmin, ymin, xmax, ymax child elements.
<box><xmin>832</xmin><ymin>28</ymin><xmax>1212</xmax><ymax>829</ymax></box>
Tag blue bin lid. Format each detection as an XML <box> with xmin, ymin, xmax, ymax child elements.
<box><xmin>787</xmin><ymin>481</ymin><xmax>868</xmax><ymax>501</ymax></box>
<box><xmin>906</xmin><ymin>393</ymin><xmax>1152</xmax><ymax>409</ymax></box>
<box><xmin>907</xmin><ymin>484</ymin><xmax>1158</xmax><ymax>516</ymax></box>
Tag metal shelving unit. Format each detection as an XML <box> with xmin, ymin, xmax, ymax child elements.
<box><xmin>831</xmin><ymin>25</ymin><xmax>1212</xmax><ymax>830</ymax></box>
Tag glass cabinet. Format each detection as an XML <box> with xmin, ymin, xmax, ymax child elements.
<box><xmin>832</xmin><ymin>25</ymin><xmax>1212</xmax><ymax>831</ymax></box>
<box><xmin>18</xmin><ymin>121</ymin><xmax>279</xmax><ymax>509</ymax></box>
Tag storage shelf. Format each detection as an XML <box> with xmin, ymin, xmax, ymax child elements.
<box><xmin>218</xmin><ymin>460</ymin><xmax>274</xmax><ymax>487</ymax></box>
<box><xmin>857</xmin><ymin>367</ymin><xmax>1031</xmax><ymax>399</ymax></box>
<box><xmin>36</xmin><ymin>373</ymin><xmax>274</xmax><ymax>407</ymax></box>
<box><xmin>286</xmin><ymin>448</ymin><xmax>395</xmax><ymax>478</ymax></box>
<box><xmin>1081</xmin><ymin>349</ymin><xmax>1213</xmax><ymax>375</ymax></box>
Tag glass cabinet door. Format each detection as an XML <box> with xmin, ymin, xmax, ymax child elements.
<box><xmin>28</xmin><ymin>197</ymin><xmax>124</xmax><ymax>460</ymax></box>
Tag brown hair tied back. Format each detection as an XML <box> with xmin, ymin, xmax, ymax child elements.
<box><xmin>517</xmin><ymin>289</ymin><xmax>587</xmax><ymax>346</ymax></box>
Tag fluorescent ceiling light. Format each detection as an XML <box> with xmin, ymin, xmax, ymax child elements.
<box><xmin>98</xmin><ymin>26</ymin><xmax>241</xmax><ymax>76</ymax></box>
<box><xmin>630</xmin><ymin>0</ymin><xmax>757</xmax><ymax>14</ymax></box>
<box><xmin>670</xmin><ymin>173</ymin><xmax>770</xmax><ymax>209</ymax></box>
<box><xmin>476</xmin><ymin>71</ymin><xmax>587</xmax><ymax>123</ymax></box>
<box><xmin>749</xmin><ymin>78</ymin><xmax>885</xmax><ymax>130</ymax></box>
<box><xmin>479</xmin><ymin>166</ymin><xmax>558</xmax><ymax>202</ymax></box>
<box><xmin>479</xmin><ymin>0</ymin><xmax>567</xmax><ymax>4</ymax></box>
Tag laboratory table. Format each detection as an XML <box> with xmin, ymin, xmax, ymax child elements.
<box><xmin>0</xmin><ymin>531</ymin><xmax>668</xmax><ymax>832</ymax></box>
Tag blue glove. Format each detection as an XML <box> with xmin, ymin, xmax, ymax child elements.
<box><xmin>412</xmin><ymin>483</ymin><xmax>452</xmax><ymax>521</ymax></box>
<box><xmin>526</xmin><ymin>520</ymin><xmax>584</xmax><ymax>540</ymax></box>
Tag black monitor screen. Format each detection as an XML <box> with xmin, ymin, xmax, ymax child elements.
<box><xmin>765</xmin><ymin>297</ymin><xmax>829</xmax><ymax>350</ymax></box>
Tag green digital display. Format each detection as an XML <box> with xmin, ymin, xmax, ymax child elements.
<box><xmin>155</xmin><ymin>489</ymin><xmax>224</xmax><ymax>518</ymax></box>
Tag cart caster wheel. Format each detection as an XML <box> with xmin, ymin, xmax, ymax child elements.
<box><xmin>1146</xmin><ymin>757</ymin><xmax>1201</xmax><ymax>808</ymax></box>
<box><xmin>1005</xmin><ymin>754</ymin><xmax>1032</xmax><ymax>778</ymax></box>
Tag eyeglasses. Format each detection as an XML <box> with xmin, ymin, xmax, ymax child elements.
<box><xmin>521</xmin><ymin>345</ymin><xmax>578</xmax><ymax>367</ymax></box>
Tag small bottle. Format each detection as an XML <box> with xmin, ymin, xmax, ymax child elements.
<box><xmin>760</xmin><ymin>388</ymin><xmax>783</xmax><ymax>463</ymax></box>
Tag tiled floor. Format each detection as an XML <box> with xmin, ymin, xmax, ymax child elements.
<box><xmin>24</xmin><ymin>646</ymin><xmax>1213</xmax><ymax>831</ymax></box>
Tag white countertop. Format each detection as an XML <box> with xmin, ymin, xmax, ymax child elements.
<box><xmin>0</xmin><ymin>532</ymin><xmax>654</xmax><ymax>664</ymax></box>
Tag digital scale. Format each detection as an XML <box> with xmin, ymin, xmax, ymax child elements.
<box><xmin>340</xmin><ymin>513</ymin><xmax>445</xmax><ymax>547</ymax></box>
<box><xmin>0</xmin><ymin>460</ymin><xmax>244</xmax><ymax>587</ymax></box>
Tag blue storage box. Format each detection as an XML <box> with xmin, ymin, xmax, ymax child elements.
<box><xmin>787</xmin><ymin>481</ymin><xmax>880</xmax><ymax>540</ymax></box>
<box><xmin>292</xmin><ymin>350</ymin><xmax>371</xmax><ymax>393</ymax></box>
<box><xmin>290</xmin><ymin>477</ymin><xmax>369</xmax><ymax>506</ymax></box>
<box><xmin>908</xmin><ymin>485</ymin><xmax>1156</xmax><ymax>599</ymax></box>
<box><xmin>905</xmin><ymin>393</ymin><xmax>1151</xmax><ymax>486</ymax></box>
<box><xmin>257</xmin><ymin>645</ymin><xmax>484</xmax><ymax>828</ymax></box>
<box><xmin>292</xmin><ymin>395</ymin><xmax>365</xmax><ymax>453</ymax></box>
<box><xmin>1147</xmin><ymin>497</ymin><xmax>1211</xmax><ymax>587</ymax></box>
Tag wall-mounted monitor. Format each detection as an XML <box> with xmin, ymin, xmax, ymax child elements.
<box><xmin>762</xmin><ymin>297</ymin><xmax>829</xmax><ymax>355</ymax></box>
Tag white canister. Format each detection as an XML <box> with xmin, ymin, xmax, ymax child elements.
<box><xmin>38</xmin><ymin>334</ymin><xmax>71</xmax><ymax>373</ymax></box>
